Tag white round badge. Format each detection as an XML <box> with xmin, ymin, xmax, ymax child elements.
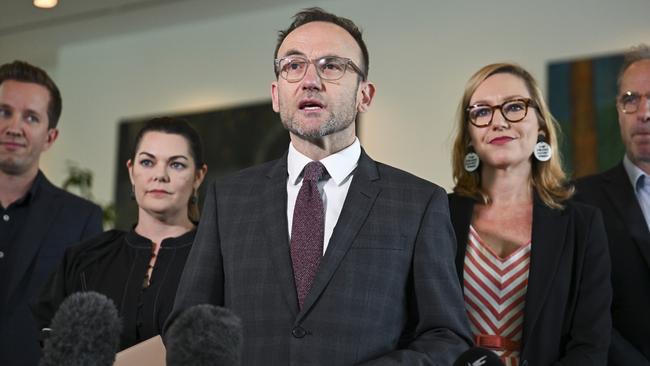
<box><xmin>464</xmin><ymin>152</ymin><xmax>480</xmax><ymax>172</ymax></box>
<box><xmin>534</xmin><ymin>141</ymin><xmax>552</xmax><ymax>162</ymax></box>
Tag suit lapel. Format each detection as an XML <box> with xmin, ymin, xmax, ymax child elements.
<box><xmin>6</xmin><ymin>176</ymin><xmax>62</xmax><ymax>300</ymax></box>
<box><xmin>298</xmin><ymin>151</ymin><xmax>380</xmax><ymax>319</ymax></box>
<box><xmin>260</xmin><ymin>155</ymin><xmax>300</xmax><ymax>315</ymax></box>
<box><xmin>448</xmin><ymin>194</ymin><xmax>474</xmax><ymax>282</ymax></box>
<box><xmin>522</xmin><ymin>196</ymin><xmax>569</xmax><ymax>347</ymax></box>
<box><xmin>602</xmin><ymin>164</ymin><xmax>650</xmax><ymax>269</ymax></box>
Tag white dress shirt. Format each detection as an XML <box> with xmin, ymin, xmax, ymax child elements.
<box><xmin>623</xmin><ymin>154</ymin><xmax>650</xmax><ymax>231</ymax></box>
<box><xmin>287</xmin><ymin>138</ymin><xmax>360</xmax><ymax>253</ymax></box>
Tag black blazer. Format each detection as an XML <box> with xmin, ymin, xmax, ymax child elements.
<box><xmin>0</xmin><ymin>172</ymin><xmax>103</xmax><ymax>366</ymax></box>
<box><xmin>575</xmin><ymin>163</ymin><xmax>650</xmax><ymax>366</ymax></box>
<box><xmin>448</xmin><ymin>193</ymin><xmax>612</xmax><ymax>366</ymax></box>
<box><xmin>166</xmin><ymin>150</ymin><xmax>473</xmax><ymax>365</ymax></box>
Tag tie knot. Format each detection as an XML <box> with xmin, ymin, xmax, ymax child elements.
<box><xmin>302</xmin><ymin>161</ymin><xmax>325</xmax><ymax>182</ymax></box>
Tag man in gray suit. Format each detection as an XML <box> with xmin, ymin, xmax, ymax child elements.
<box><xmin>167</xmin><ymin>8</ymin><xmax>471</xmax><ymax>365</ymax></box>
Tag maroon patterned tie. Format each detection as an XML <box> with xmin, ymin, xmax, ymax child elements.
<box><xmin>291</xmin><ymin>161</ymin><xmax>326</xmax><ymax>309</ymax></box>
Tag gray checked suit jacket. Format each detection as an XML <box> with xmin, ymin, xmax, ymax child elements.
<box><xmin>166</xmin><ymin>150</ymin><xmax>472</xmax><ymax>365</ymax></box>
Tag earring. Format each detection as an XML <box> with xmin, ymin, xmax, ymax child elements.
<box><xmin>130</xmin><ymin>185</ymin><xmax>136</xmax><ymax>200</ymax></box>
<box><xmin>534</xmin><ymin>135</ymin><xmax>552</xmax><ymax>162</ymax></box>
<box><xmin>464</xmin><ymin>147</ymin><xmax>480</xmax><ymax>172</ymax></box>
<box><xmin>190</xmin><ymin>190</ymin><xmax>198</xmax><ymax>204</ymax></box>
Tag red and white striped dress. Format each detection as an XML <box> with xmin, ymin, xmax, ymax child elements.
<box><xmin>463</xmin><ymin>225</ymin><xmax>531</xmax><ymax>366</ymax></box>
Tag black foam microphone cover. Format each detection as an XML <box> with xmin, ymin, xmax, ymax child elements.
<box><xmin>165</xmin><ymin>304</ymin><xmax>243</xmax><ymax>366</ymax></box>
<box><xmin>40</xmin><ymin>291</ymin><xmax>121</xmax><ymax>366</ymax></box>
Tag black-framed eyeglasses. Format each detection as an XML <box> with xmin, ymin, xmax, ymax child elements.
<box><xmin>618</xmin><ymin>91</ymin><xmax>650</xmax><ymax>114</ymax></box>
<box><xmin>466</xmin><ymin>98</ymin><xmax>537</xmax><ymax>128</ymax></box>
<box><xmin>274</xmin><ymin>55</ymin><xmax>366</xmax><ymax>82</ymax></box>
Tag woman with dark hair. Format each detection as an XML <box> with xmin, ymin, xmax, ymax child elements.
<box><xmin>33</xmin><ymin>117</ymin><xmax>207</xmax><ymax>350</ymax></box>
<box><xmin>449</xmin><ymin>63</ymin><xmax>612</xmax><ymax>365</ymax></box>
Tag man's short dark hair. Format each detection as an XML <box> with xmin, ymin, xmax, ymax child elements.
<box><xmin>274</xmin><ymin>7</ymin><xmax>369</xmax><ymax>80</ymax></box>
<box><xmin>0</xmin><ymin>60</ymin><xmax>62</xmax><ymax>129</ymax></box>
<box><xmin>617</xmin><ymin>44</ymin><xmax>650</xmax><ymax>92</ymax></box>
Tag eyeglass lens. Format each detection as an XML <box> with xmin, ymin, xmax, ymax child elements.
<box><xmin>279</xmin><ymin>57</ymin><xmax>350</xmax><ymax>81</ymax></box>
<box><xmin>468</xmin><ymin>100</ymin><xmax>529</xmax><ymax>126</ymax></box>
<box><xmin>620</xmin><ymin>91</ymin><xmax>650</xmax><ymax>114</ymax></box>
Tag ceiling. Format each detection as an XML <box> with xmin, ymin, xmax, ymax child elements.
<box><xmin>0</xmin><ymin>0</ymin><xmax>305</xmax><ymax>56</ymax></box>
<box><xmin>0</xmin><ymin>0</ymin><xmax>182</xmax><ymax>35</ymax></box>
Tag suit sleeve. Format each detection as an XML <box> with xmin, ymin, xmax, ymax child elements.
<box><xmin>80</xmin><ymin>204</ymin><xmax>103</xmax><ymax>239</ymax></box>
<box><xmin>555</xmin><ymin>208</ymin><xmax>612</xmax><ymax>366</ymax></box>
<box><xmin>163</xmin><ymin>181</ymin><xmax>224</xmax><ymax>337</ymax></box>
<box><xmin>30</xmin><ymin>247</ymin><xmax>76</xmax><ymax>341</ymax></box>
<box><xmin>358</xmin><ymin>187</ymin><xmax>473</xmax><ymax>365</ymax></box>
<box><xmin>609</xmin><ymin>329</ymin><xmax>650</xmax><ymax>365</ymax></box>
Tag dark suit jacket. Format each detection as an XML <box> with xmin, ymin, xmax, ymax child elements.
<box><xmin>0</xmin><ymin>172</ymin><xmax>103</xmax><ymax>366</ymax></box>
<box><xmin>448</xmin><ymin>193</ymin><xmax>612</xmax><ymax>366</ymax></box>
<box><xmin>166</xmin><ymin>150</ymin><xmax>472</xmax><ymax>365</ymax></box>
<box><xmin>575</xmin><ymin>163</ymin><xmax>650</xmax><ymax>366</ymax></box>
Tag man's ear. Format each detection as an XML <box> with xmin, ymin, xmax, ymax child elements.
<box><xmin>42</xmin><ymin>128</ymin><xmax>59</xmax><ymax>151</ymax></box>
<box><xmin>271</xmin><ymin>81</ymin><xmax>280</xmax><ymax>113</ymax></box>
<box><xmin>357</xmin><ymin>81</ymin><xmax>376</xmax><ymax>113</ymax></box>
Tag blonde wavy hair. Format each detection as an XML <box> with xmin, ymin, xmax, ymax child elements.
<box><xmin>451</xmin><ymin>63</ymin><xmax>573</xmax><ymax>209</ymax></box>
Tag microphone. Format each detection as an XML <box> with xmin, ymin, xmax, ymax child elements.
<box><xmin>165</xmin><ymin>304</ymin><xmax>243</xmax><ymax>366</ymax></box>
<box><xmin>40</xmin><ymin>291</ymin><xmax>122</xmax><ymax>366</ymax></box>
<box><xmin>454</xmin><ymin>347</ymin><xmax>506</xmax><ymax>366</ymax></box>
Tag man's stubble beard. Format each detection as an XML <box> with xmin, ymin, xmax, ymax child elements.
<box><xmin>279</xmin><ymin>98</ymin><xmax>357</xmax><ymax>140</ymax></box>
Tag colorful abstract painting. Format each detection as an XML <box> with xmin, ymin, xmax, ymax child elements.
<box><xmin>548</xmin><ymin>53</ymin><xmax>625</xmax><ymax>178</ymax></box>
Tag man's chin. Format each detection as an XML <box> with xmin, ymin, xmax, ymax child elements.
<box><xmin>628</xmin><ymin>145</ymin><xmax>650</xmax><ymax>164</ymax></box>
<box><xmin>284</xmin><ymin>121</ymin><xmax>328</xmax><ymax>140</ymax></box>
<box><xmin>282</xmin><ymin>112</ymin><xmax>355</xmax><ymax>142</ymax></box>
<box><xmin>289</xmin><ymin>129</ymin><xmax>328</xmax><ymax>141</ymax></box>
<box><xmin>634</xmin><ymin>154</ymin><xmax>650</xmax><ymax>163</ymax></box>
<box><xmin>0</xmin><ymin>159</ymin><xmax>30</xmax><ymax>176</ymax></box>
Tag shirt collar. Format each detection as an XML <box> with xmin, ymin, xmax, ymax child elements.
<box><xmin>287</xmin><ymin>138</ymin><xmax>361</xmax><ymax>186</ymax></box>
<box><xmin>623</xmin><ymin>154</ymin><xmax>648</xmax><ymax>190</ymax></box>
<box><xmin>12</xmin><ymin>170</ymin><xmax>44</xmax><ymax>207</ymax></box>
<box><xmin>126</xmin><ymin>228</ymin><xmax>197</xmax><ymax>249</ymax></box>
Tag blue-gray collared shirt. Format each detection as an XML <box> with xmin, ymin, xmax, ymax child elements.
<box><xmin>623</xmin><ymin>155</ymin><xmax>650</xmax><ymax>231</ymax></box>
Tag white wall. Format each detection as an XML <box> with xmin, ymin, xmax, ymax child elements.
<box><xmin>12</xmin><ymin>0</ymin><xmax>650</xmax><ymax>206</ymax></box>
